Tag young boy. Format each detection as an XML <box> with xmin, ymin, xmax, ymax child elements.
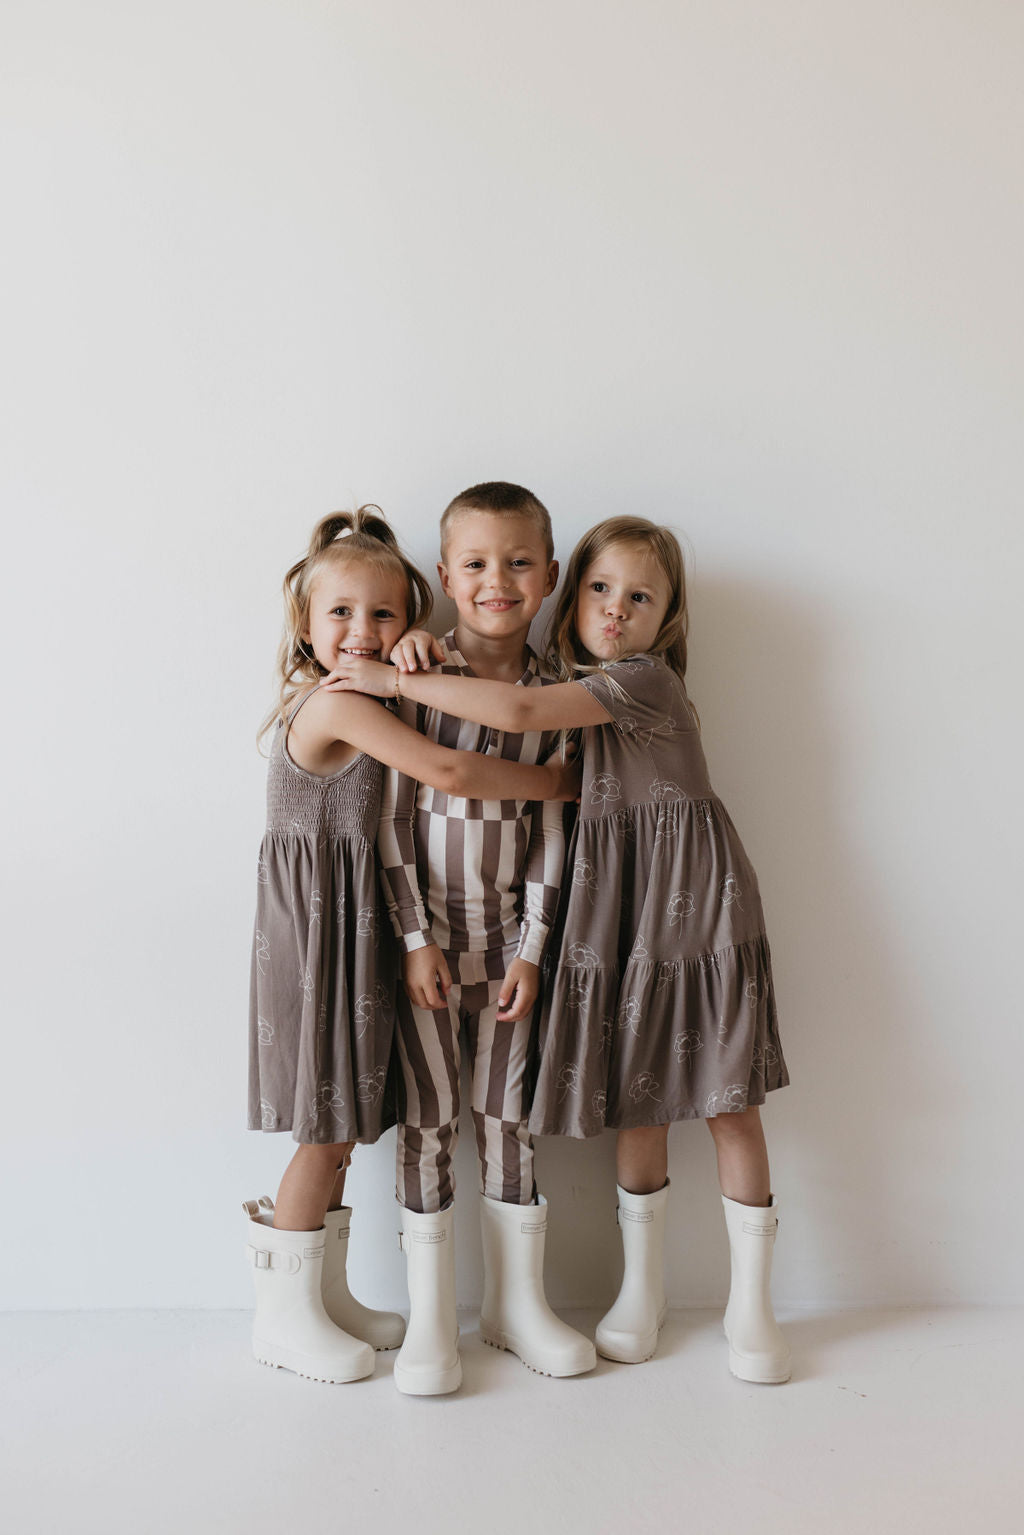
<box><xmin>377</xmin><ymin>482</ymin><xmax>595</xmax><ymax>1393</ymax></box>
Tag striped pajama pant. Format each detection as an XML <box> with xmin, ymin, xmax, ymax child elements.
<box><xmin>395</xmin><ymin>945</ymin><xmax>537</xmax><ymax>1214</ymax></box>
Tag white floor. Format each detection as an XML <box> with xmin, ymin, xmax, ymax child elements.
<box><xmin>3</xmin><ymin>1307</ymin><xmax>1020</xmax><ymax>1535</ymax></box>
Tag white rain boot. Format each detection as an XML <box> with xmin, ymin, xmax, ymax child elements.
<box><xmin>393</xmin><ymin>1204</ymin><xmax>462</xmax><ymax>1396</ymax></box>
<box><xmin>721</xmin><ymin>1194</ymin><xmax>791</xmax><ymax>1384</ymax></box>
<box><xmin>595</xmin><ymin>1181</ymin><xmax>669</xmax><ymax>1364</ymax></box>
<box><xmin>479</xmin><ymin>1194</ymin><xmax>596</xmax><ymax>1377</ymax></box>
<box><xmin>243</xmin><ymin>1203</ymin><xmax>375</xmax><ymax>1383</ymax></box>
<box><xmin>320</xmin><ymin>1207</ymin><xmax>406</xmax><ymax>1350</ymax></box>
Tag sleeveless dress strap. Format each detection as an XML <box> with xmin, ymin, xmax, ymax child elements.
<box><xmin>285</xmin><ymin>686</ymin><xmax>323</xmax><ymax>727</ymax></box>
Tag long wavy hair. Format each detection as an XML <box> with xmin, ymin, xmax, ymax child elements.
<box><xmin>258</xmin><ymin>506</ymin><xmax>432</xmax><ymax>747</ymax></box>
<box><xmin>547</xmin><ymin>516</ymin><xmax>694</xmax><ymax>708</ymax></box>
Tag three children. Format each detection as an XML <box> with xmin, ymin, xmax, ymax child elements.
<box><xmin>247</xmin><ymin>485</ymin><xmax>791</xmax><ymax>1391</ymax></box>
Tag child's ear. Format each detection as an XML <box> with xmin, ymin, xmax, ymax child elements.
<box><xmin>437</xmin><ymin>560</ymin><xmax>454</xmax><ymax>599</ymax></box>
<box><xmin>543</xmin><ymin>559</ymin><xmax>559</xmax><ymax>597</ymax></box>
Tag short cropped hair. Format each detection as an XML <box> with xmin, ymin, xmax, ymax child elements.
<box><xmin>440</xmin><ymin>481</ymin><xmax>554</xmax><ymax>562</ymax></box>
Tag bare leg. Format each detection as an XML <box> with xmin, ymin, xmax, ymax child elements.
<box><xmin>706</xmin><ymin>1107</ymin><xmax>771</xmax><ymax>1206</ymax></box>
<box><xmin>616</xmin><ymin>1125</ymin><xmax>670</xmax><ymax>1195</ymax></box>
<box><xmin>274</xmin><ymin>1141</ymin><xmax>355</xmax><ymax>1231</ymax></box>
<box><xmin>327</xmin><ymin>1152</ymin><xmax>353</xmax><ymax>1212</ymax></box>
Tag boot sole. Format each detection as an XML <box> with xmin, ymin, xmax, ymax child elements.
<box><xmin>393</xmin><ymin>1358</ymin><xmax>462</xmax><ymax>1396</ymax></box>
<box><xmin>727</xmin><ymin>1349</ymin><xmax>791</xmax><ymax>1384</ymax></box>
<box><xmin>595</xmin><ymin>1305</ymin><xmax>667</xmax><ymax>1365</ymax></box>
<box><xmin>724</xmin><ymin>1326</ymin><xmax>791</xmax><ymax>1384</ymax></box>
<box><xmin>253</xmin><ymin>1341</ymin><xmax>373</xmax><ymax>1384</ymax></box>
<box><xmin>480</xmin><ymin>1328</ymin><xmax>597</xmax><ymax>1377</ymax></box>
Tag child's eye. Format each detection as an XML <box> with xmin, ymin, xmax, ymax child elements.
<box><xmin>464</xmin><ymin>560</ymin><xmax>484</xmax><ymax>570</ymax></box>
<box><xmin>374</xmin><ymin>610</ymin><xmax>397</xmax><ymax>620</ymax></box>
<box><xmin>590</xmin><ymin>581</ymin><xmax>608</xmax><ymax>593</ymax></box>
<box><xmin>511</xmin><ymin>558</ymin><xmax>533</xmax><ymax>568</ymax></box>
<box><xmin>331</xmin><ymin>606</ymin><xmax>352</xmax><ymax>617</ymax></box>
<box><xmin>631</xmin><ymin>592</ymin><xmax>650</xmax><ymax>604</ymax></box>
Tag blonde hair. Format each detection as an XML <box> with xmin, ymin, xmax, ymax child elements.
<box><xmin>440</xmin><ymin>481</ymin><xmax>554</xmax><ymax>561</ymax></box>
<box><xmin>547</xmin><ymin>516</ymin><xmax>694</xmax><ymax>696</ymax></box>
<box><xmin>259</xmin><ymin>506</ymin><xmax>432</xmax><ymax>746</ymax></box>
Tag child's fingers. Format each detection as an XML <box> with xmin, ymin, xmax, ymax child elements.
<box><xmin>417</xmin><ymin>634</ymin><xmax>445</xmax><ymax>669</ymax></box>
<box><xmin>393</xmin><ymin>637</ymin><xmax>421</xmax><ymax>672</ymax></box>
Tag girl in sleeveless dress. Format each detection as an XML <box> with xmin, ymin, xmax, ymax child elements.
<box><xmin>244</xmin><ymin>508</ymin><xmax>578</xmax><ymax>1385</ymax></box>
<box><xmin>324</xmin><ymin>515</ymin><xmax>792</xmax><ymax>1384</ymax></box>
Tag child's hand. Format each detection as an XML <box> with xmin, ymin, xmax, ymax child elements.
<box><xmin>496</xmin><ymin>957</ymin><xmax>539</xmax><ymax>1022</ymax></box>
<box><xmin>403</xmin><ymin>944</ymin><xmax>452</xmax><ymax>1010</ymax></box>
<box><xmin>391</xmin><ymin>630</ymin><xmax>444</xmax><ymax>673</ymax></box>
<box><xmin>320</xmin><ymin>658</ymin><xmax>397</xmax><ymax>697</ymax></box>
<box><xmin>546</xmin><ymin>753</ymin><xmax>582</xmax><ymax>803</ymax></box>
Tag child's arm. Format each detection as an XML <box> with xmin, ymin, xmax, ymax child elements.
<box><xmin>291</xmin><ymin>688</ymin><xmax>579</xmax><ymax>802</ymax></box>
<box><xmin>322</xmin><ymin>658</ymin><xmax>612</xmax><ymax>732</ymax></box>
<box><xmin>496</xmin><ymin>769</ymin><xmax>567</xmax><ymax>1022</ymax></box>
<box><xmin>376</xmin><ymin>751</ymin><xmax>452</xmax><ymax>1009</ymax></box>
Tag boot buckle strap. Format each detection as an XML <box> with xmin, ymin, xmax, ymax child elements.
<box><xmin>246</xmin><ymin>1244</ymin><xmax>301</xmax><ymax>1274</ymax></box>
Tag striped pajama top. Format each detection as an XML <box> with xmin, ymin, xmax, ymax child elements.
<box><xmin>377</xmin><ymin>631</ymin><xmax>566</xmax><ymax>966</ymax></box>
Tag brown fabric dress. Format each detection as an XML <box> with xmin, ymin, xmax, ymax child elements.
<box><xmin>528</xmin><ymin>655</ymin><xmax>789</xmax><ymax>1138</ymax></box>
<box><xmin>248</xmin><ymin>690</ymin><xmax>397</xmax><ymax>1144</ymax></box>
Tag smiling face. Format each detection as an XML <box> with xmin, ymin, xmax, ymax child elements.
<box><xmin>574</xmin><ymin>540</ymin><xmax>672</xmax><ymax>664</ymax></box>
<box><xmin>302</xmin><ymin>556</ymin><xmax>410</xmax><ymax>673</ymax></box>
<box><xmin>438</xmin><ymin>511</ymin><xmax>557</xmax><ymax>644</ymax></box>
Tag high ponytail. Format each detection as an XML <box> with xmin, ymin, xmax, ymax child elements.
<box><xmin>258</xmin><ymin>505</ymin><xmax>433</xmax><ymax>747</ymax></box>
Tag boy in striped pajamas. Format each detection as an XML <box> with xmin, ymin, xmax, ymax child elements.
<box><xmin>378</xmin><ymin>482</ymin><xmax>596</xmax><ymax>1393</ymax></box>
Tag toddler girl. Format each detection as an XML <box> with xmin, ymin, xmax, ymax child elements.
<box><xmin>244</xmin><ymin>507</ymin><xmax>577</xmax><ymax>1384</ymax></box>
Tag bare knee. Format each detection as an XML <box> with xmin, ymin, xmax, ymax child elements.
<box><xmin>706</xmin><ymin>1106</ymin><xmax>763</xmax><ymax>1145</ymax></box>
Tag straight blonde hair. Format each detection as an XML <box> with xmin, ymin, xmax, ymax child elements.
<box><xmin>547</xmin><ymin>516</ymin><xmax>694</xmax><ymax>706</ymax></box>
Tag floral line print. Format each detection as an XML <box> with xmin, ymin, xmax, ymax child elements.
<box><xmin>599</xmin><ymin>1019</ymin><xmax>614</xmax><ymax>1054</ymax></box>
<box><xmin>257</xmin><ymin>1017</ymin><xmax>274</xmax><ymax>1046</ymax></box>
<box><xmin>256</xmin><ymin>855</ymin><xmax>269</xmax><ymax>886</ymax></box>
<box><xmin>254</xmin><ymin>931</ymin><xmax>270</xmax><ymax>977</ymax></box>
<box><xmin>649</xmin><ymin>777</ymin><xmax>684</xmax><ymax>802</ymax></box>
<box><xmin>354</xmin><ymin>982</ymin><xmax>390</xmax><ymax>1039</ymax></box>
<box><xmin>355</xmin><ymin>906</ymin><xmax>375</xmax><ymax>937</ymax></box>
<box><xmin>556</xmin><ymin>1063</ymin><xmax>581</xmax><ymax>1103</ymax></box>
<box><xmin>589</xmin><ymin>773</ymin><xmax>622</xmax><ymax>809</ymax></box>
<box><xmin>719</xmin><ymin>874</ymin><xmax>744</xmax><ymax>910</ymax></box>
<box><xmin>628</xmin><ymin>1072</ymin><xmax>661</xmax><ymax>1105</ymax></box>
<box><xmin>300</xmin><ymin>966</ymin><xmax>314</xmax><ymax>1002</ymax></box>
<box><xmin>744</xmin><ymin>977</ymin><xmax>760</xmax><ymax>1008</ymax></box>
<box><xmin>567</xmin><ymin>941</ymin><xmax>601</xmax><ymax>966</ymax></box>
<box><xmin>356</xmin><ymin>1068</ymin><xmax>387</xmax><ymax>1105</ymax></box>
<box><xmin>313</xmin><ymin>1080</ymin><xmax>346</xmax><ymax>1115</ymax></box>
<box><xmin>752</xmin><ymin>1042</ymin><xmax>780</xmax><ymax>1078</ymax></box>
<box><xmin>259</xmin><ymin>1099</ymin><xmax>278</xmax><ymax>1130</ymax></box>
<box><xmin>572</xmin><ymin>857</ymin><xmax>600</xmax><ymax>905</ymax></box>
<box><xmin>309</xmin><ymin>888</ymin><xmax>322</xmax><ymax>926</ymax></box>
<box><xmin>667</xmin><ymin>890</ymin><xmax>696</xmax><ymax>926</ymax></box>
<box><xmin>592</xmin><ymin>1089</ymin><xmax>607</xmax><ymax>1119</ymax></box>
<box><xmin>630</xmin><ymin>932</ymin><xmax>649</xmax><ymax>961</ymax></box>
<box><xmin>617</xmin><ymin>997</ymin><xmax>642</xmax><ymax>1036</ymax></box>
<box><xmin>619</xmin><ymin>715</ymin><xmax>677</xmax><ymax>748</ymax></box>
<box><xmin>673</xmin><ymin>1030</ymin><xmax>703</xmax><ymax>1064</ymax></box>
<box><xmin>656</xmin><ymin>961</ymin><xmax>681</xmax><ymax>994</ymax></box>
<box><xmin>705</xmin><ymin>1083</ymin><xmax>748</xmax><ymax>1116</ymax></box>
<box><xmin>567</xmin><ymin>973</ymin><xmax>592</xmax><ymax>1012</ymax></box>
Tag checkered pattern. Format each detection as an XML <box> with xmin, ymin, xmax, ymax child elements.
<box><xmin>377</xmin><ymin>631</ymin><xmax>566</xmax><ymax>964</ymax></box>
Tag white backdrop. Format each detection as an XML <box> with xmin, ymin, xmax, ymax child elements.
<box><xmin>2</xmin><ymin>0</ymin><xmax>1021</xmax><ymax>1311</ymax></box>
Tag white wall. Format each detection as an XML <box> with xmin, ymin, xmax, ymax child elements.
<box><xmin>2</xmin><ymin>0</ymin><xmax>1021</xmax><ymax>1311</ymax></box>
